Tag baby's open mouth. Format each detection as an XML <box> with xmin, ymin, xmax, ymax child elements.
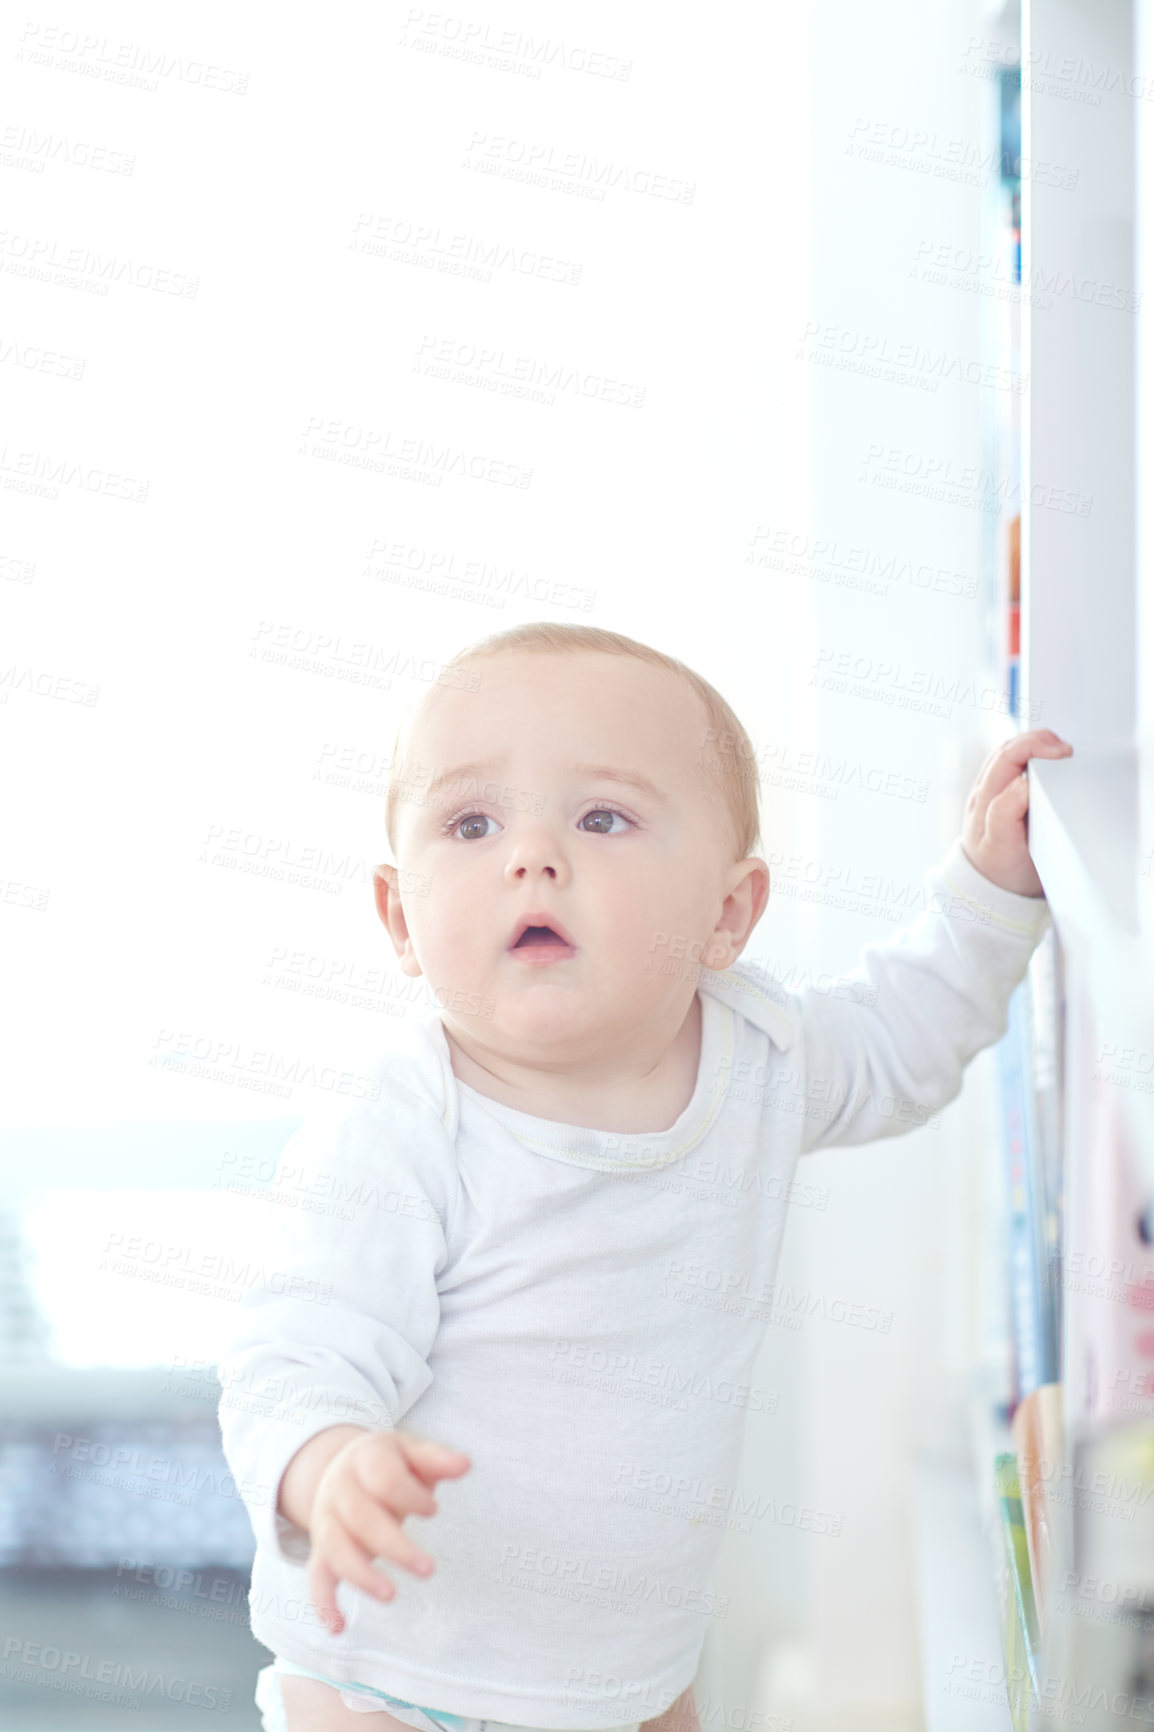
<box><xmin>507</xmin><ymin>915</ymin><xmax>577</xmax><ymax>960</ymax></box>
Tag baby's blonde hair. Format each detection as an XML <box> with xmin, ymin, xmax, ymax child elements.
<box><xmin>384</xmin><ymin>622</ymin><xmax>762</xmax><ymax>863</ymax></box>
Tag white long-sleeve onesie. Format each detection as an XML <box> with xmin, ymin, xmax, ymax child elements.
<box><xmin>216</xmin><ymin>839</ymin><xmax>1050</xmax><ymax>1726</ymax></box>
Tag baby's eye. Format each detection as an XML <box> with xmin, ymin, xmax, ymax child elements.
<box><xmin>450</xmin><ymin>812</ymin><xmax>498</xmax><ymax>841</ymax></box>
<box><xmin>579</xmin><ymin>808</ymin><xmax>631</xmax><ymax>835</ymax></box>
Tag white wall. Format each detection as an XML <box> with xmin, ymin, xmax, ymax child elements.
<box><xmin>1</xmin><ymin>0</ymin><xmax>816</xmax><ymax>1124</ymax></box>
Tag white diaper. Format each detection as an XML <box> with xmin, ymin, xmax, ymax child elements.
<box><xmin>255</xmin><ymin>1660</ymin><xmax>643</xmax><ymax>1732</ymax></box>
<box><xmin>256</xmin><ymin>1661</ymin><xmax>450</xmax><ymax>1732</ymax></box>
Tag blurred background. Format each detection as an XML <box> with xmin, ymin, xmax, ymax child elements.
<box><xmin>0</xmin><ymin>0</ymin><xmax>1034</xmax><ymax>1726</ymax></box>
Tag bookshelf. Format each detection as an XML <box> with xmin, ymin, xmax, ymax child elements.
<box><xmin>940</xmin><ymin>1</ymin><xmax>1154</xmax><ymax>1727</ymax></box>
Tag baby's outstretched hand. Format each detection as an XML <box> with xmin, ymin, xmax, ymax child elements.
<box><xmin>960</xmin><ymin>728</ymin><xmax>1073</xmax><ymax>897</ymax></box>
<box><xmin>308</xmin><ymin>1428</ymin><xmax>471</xmax><ymax>1636</ymax></box>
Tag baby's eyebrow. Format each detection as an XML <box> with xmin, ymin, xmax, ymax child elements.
<box><xmin>424</xmin><ymin>760</ymin><xmax>671</xmax><ymax>806</ymax></box>
<box><xmin>570</xmin><ymin>764</ymin><xmax>671</xmax><ymax>806</ymax></box>
<box><xmin>425</xmin><ymin>760</ymin><xmax>501</xmax><ymax>798</ymax></box>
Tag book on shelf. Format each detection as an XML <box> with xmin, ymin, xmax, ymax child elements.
<box><xmin>1037</xmin><ymin>1064</ymin><xmax>1154</xmax><ymax>1714</ymax></box>
<box><xmin>1010</xmin><ymin>1381</ymin><xmax>1065</xmax><ymax>1639</ymax></box>
<box><xmin>989</xmin><ymin>926</ymin><xmax>1068</xmax><ymax>1683</ymax></box>
<box><xmin>1026</xmin><ymin>929</ymin><xmax>1064</xmax><ymax>1374</ymax></box>
<box><xmin>998</xmin><ymin>62</ymin><xmax>1021</xmax><ymax>722</ymax></box>
<box><xmin>993</xmin><ymin>1451</ymin><xmax>1042</xmax><ymax>1731</ymax></box>
<box><xmin>997</xmin><ymin>970</ymin><xmax>1060</xmax><ymax>1405</ymax></box>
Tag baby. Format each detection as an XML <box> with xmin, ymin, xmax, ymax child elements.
<box><xmin>217</xmin><ymin>622</ymin><xmax>1072</xmax><ymax>1732</ymax></box>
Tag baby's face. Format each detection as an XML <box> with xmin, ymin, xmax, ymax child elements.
<box><xmin>379</xmin><ymin>651</ymin><xmax>761</xmax><ymax>1064</ymax></box>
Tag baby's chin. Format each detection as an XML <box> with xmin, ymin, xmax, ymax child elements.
<box><xmin>463</xmin><ymin>976</ymin><xmax>686</xmax><ymax>1041</ymax></box>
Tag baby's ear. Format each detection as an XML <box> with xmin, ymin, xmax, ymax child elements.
<box><xmin>373</xmin><ymin>863</ymin><xmax>421</xmax><ymax>975</ymax></box>
<box><xmin>373</xmin><ymin>862</ymin><xmax>399</xmax><ymax>929</ymax></box>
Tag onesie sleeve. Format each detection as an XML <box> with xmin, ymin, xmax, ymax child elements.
<box><xmin>215</xmin><ymin>1066</ymin><xmax>460</xmax><ymax>1565</ymax></box>
<box><xmin>791</xmin><ymin>838</ymin><xmax>1052</xmax><ymax>1155</ymax></box>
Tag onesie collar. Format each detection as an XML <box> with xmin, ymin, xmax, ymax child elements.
<box><xmin>411</xmin><ymin>966</ymin><xmax>794</xmax><ymax>1173</ymax></box>
<box><xmin>696</xmin><ymin>961</ymin><xmax>798</xmax><ymax>1051</ymax></box>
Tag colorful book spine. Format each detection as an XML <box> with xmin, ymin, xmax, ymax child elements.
<box><xmin>1010</xmin><ymin>1382</ymin><xmax>1065</xmax><ymax>1638</ymax></box>
<box><xmin>998</xmin><ymin>981</ymin><xmax>1059</xmax><ymax>1403</ymax></box>
<box><xmin>1027</xmin><ymin>931</ymin><xmax>1065</xmax><ymax>1373</ymax></box>
<box><xmin>994</xmin><ymin>1452</ymin><xmax>1042</xmax><ymax>1730</ymax></box>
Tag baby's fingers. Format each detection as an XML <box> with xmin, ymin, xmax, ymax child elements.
<box><xmin>985</xmin><ymin>770</ymin><xmax>1030</xmax><ymax>838</ymax></box>
<box><xmin>988</xmin><ymin>729</ymin><xmax>1073</xmax><ymax>789</ymax></box>
<box><xmin>394</xmin><ymin>1432</ymin><xmax>472</xmax><ymax>1492</ymax></box>
<box><xmin>309</xmin><ymin>1521</ymin><xmax>396</xmax><ymax>1635</ymax></box>
<box><xmin>340</xmin><ymin>1481</ymin><xmax>436</xmax><ymax>1580</ymax></box>
<box><xmin>354</xmin><ymin>1443</ymin><xmax>440</xmax><ymax>1520</ymax></box>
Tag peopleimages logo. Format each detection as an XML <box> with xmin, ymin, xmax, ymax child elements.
<box><xmin>497</xmin><ymin>1544</ymin><xmax>729</xmax><ymax>1618</ymax></box>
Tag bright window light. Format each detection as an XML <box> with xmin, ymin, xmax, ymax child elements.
<box><xmin>20</xmin><ymin>1188</ymin><xmax>273</xmax><ymax>1369</ymax></box>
